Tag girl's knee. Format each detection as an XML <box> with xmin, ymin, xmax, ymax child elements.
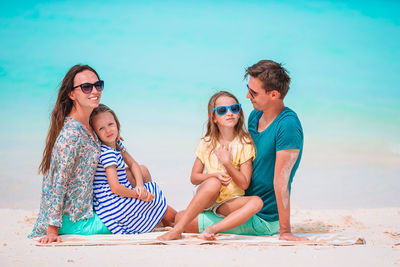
<box><xmin>200</xmin><ymin>177</ymin><xmax>222</xmax><ymax>193</ymax></box>
<box><xmin>140</xmin><ymin>165</ymin><xmax>152</xmax><ymax>183</ymax></box>
<box><xmin>205</xmin><ymin>177</ymin><xmax>222</xmax><ymax>188</ymax></box>
<box><xmin>249</xmin><ymin>196</ymin><xmax>263</xmax><ymax>212</ymax></box>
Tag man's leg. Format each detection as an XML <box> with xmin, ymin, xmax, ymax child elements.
<box><xmin>157</xmin><ymin>178</ymin><xmax>221</xmax><ymax>240</ymax></box>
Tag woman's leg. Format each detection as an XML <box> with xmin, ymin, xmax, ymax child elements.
<box><xmin>157</xmin><ymin>178</ymin><xmax>221</xmax><ymax>240</ymax></box>
<box><xmin>198</xmin><ymin>196</ymin><xmax>263</xmax><ymax>240</ymax></box>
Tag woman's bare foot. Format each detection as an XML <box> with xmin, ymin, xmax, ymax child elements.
<box><xmin>198</xmin><ymin>226</ymin><xmax>217</xmax><ymax>241</ymax></box>
<box><xmin>157</xmin><ymin>229</ymin><xmax>183</xmax><ymax>241</ymax></box>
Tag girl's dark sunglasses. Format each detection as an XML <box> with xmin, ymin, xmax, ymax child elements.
<box><xmin>73</xmin><ymin>80</ymin><xmax>104</xmax><ymax>94</ymax></box>
<box><xmin>213</xmin><ymin>104</ymin><xmax>241</xmax><ymax>116</ymax></box>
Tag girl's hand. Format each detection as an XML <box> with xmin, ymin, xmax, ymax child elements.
<box><xmin>215</xmin><ymin>145</ymin><xmax>232</xmax><ymax>165</ymax></box>
<box><xmin>38</xmin><ymin>233</ymin><xmax>61</xmax><ymax>244</ymax></box>
<box><xmin>135</xmin><ymin>185</ymin><xmax>146</xmax><ymax>198</ymax></box>
<box><xmin>214</xmin><ymin>172</ymin><xmax>232</xmax><ymax>186</ymax></box>
<box><xmin>136</xmin><ymin>186</ymin><xmax>155</xmax><ymax>202</ymax></box>
<box><xmin>143</xmin><ymin>192</ymin><xmax>155</xmax><ymax>202</ymax></box>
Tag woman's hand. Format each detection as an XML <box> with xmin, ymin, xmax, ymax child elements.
<box><xmin>38</xmin><ymin>233</ymin><xmax>61</xmax><ymax>244</ymax></box>
<box><xmin>38</xmin><ymin>225</ymin><xmax>61</xmax><ymax>243</ymax></box>
<box><xmin>213</xmin><ymin>172</ymin><xmax>232</xmax><ymax>186</ymax></box>
<box><xmin>215</xmin><ymin>145</ymin><xmax>232</xmax><ymax>165</ymax></box>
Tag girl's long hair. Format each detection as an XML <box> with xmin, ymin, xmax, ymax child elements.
<box><xmin>90</xmin><ymin>104</ymin><xmax>123</xmax><ymax>152</ymax></box>
<box><xmin>203</xmin><ymin>91</ymin><xmax>253</xmax><ymax>154</ymax></box>
<box><xmin>39</xmin><ymin>65</ymin><xmax>100</xmax><ymax>175</ymax></box>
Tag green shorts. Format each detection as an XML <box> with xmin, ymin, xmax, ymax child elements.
<box><xmin>198</xmin><ymin>211</ymin><xmax>280</xmax><ymax>236</ymax></box>
<box><xmin>58</xmin><ymin>212</ymin><xmax>112</xmax><ymax>235</ymax></box>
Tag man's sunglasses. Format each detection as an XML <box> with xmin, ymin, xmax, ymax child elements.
<box><xmin>73</xmin><ymin>80</ymin><xmax>104</xmax><ymax>94</ymax></box>
<box><xmin>247</xmin><ymin>84</ymin><xmax>256</xmax><ymax>98</ymax></box>
<box><xmin>213</xmin><ymin>104</ymin><xmax>241</xmax><ymax>116</ymax></box>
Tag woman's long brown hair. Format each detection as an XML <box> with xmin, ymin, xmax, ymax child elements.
<box><xmin>203</xmin><ymin>91</ymin><xmax>253</xmax><ymax>154</ymax></box>
<box><xmin>39</xmin><ymin>65</ymin><xmax>100</xmax><ymax>175</ymax></box>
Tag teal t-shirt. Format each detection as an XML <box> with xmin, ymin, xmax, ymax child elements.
<box><xmin>245</xmin><ymin>107</ymin><xmax>303</xmax><ymax>222</ymax></box>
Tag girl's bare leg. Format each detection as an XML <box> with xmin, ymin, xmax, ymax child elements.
<box><xmin>157</xmin><ymin>178</ymin><xmax>221</xmax><ymax>240</ymax></box>
<box><xmin>140</xmin><ymin>165</ymin><xmax>152</xmax><ymax>183</ymax></box>
<box><xmin>129</xmin><ymin>165</ymin><xmax>152</xmax><ymax>187</ymax></box>
<box><xmin>136</xmin><ymin>165</ymin><xmax>176</xmax><ymax>227</ymax></box>
<box><xmin>172</xmin><ymin>210</ymin><xmax>199</xmax><ymax>233</ymax></box>
<box><xmin>198</xmin><ymin>196</ymin><xmax>263</xmax><ymax>240</ymax></box>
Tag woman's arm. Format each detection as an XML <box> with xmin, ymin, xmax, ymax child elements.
<box><xmin>38</xmin><ymin>135</ymin><xmax>79</xmax><ymax>243</ymax></box>
<box><xmin>215</xmin><ymin>146</ymin><xmax>253</xmax><ymax>190</ymax></box>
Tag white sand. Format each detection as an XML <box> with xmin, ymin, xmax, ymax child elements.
<box><xmin>0</xmin><ymin>208</ymin><xmax>399</xmax><ymax>267</ymax></box>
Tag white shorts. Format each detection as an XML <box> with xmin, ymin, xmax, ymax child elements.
<box><xmin>203</xmin><ymin>196</ymin><xmax>240</xmax><ymax>218</ymax></box>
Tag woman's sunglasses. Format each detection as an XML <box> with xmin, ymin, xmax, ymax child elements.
<box><xmin>213</xmin><ymin>104</ymin><xmax>241</xmax><ymax>116</ymax></box>
<box><xmin>73</xmin><ymin>80</ymin><xmax>104</xmax><ymax>94</ymax></box>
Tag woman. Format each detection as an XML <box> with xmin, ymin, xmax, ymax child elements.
<box><xmin>29</xmin><ymin>65</ymin><xmax>111</xmax><ymax>243</ymax></box>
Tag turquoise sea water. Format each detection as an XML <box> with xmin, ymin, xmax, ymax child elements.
<box><xmin>0</xmin><ymin>1</ymin><xmax>399</xmax><ymax>209</ymax></box>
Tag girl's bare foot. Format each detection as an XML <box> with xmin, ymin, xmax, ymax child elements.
<box><xmin>157</xmin><ymin>229</ymin><xmax>183</xmax><ymax>241</ymax></box>
<box><xmin>198</xmin><ymin>226</ymin><xmax>216</xmax><ymax>241</ymax></box>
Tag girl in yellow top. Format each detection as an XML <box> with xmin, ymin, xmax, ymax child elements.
<box><xmin>159</xmin><ymin>91</ymin><xmax>263</xmax><ymax>241</ymax></box>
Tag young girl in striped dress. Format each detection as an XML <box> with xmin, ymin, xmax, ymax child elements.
<box><xmin>90</xmin><ymin>104</ymin><xmax>176</xmax><ymax>234</ymax></box>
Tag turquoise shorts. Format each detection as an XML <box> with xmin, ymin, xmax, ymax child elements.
<box><xmin>198</xmin><ymin>211</ymin><xmax>280</xmax><ymax>236</ymax></box>
<box><xmin>58</xmin><ymin>212</ymin><xmax>111</xmax><ymax>235</ymax></box>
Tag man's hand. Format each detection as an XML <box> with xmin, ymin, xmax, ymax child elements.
<box><xmin>279</xmin><ymin>232</ymin><xmax>308</xmax><ymax>241</ymax></box>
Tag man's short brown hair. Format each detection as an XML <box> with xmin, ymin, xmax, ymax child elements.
<box><xmin>245</xmin><ymin>60</ymin><xmax>291</xmax><ymax>99</ymax></box>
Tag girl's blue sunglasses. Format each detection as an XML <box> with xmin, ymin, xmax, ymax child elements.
<box><xmin>213</xmin><ymin>104</ymin><xmax>241</xmax><ymax>116</ymax></box>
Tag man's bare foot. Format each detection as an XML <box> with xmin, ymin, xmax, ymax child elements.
<box><xmin>198</xmin><ymin>226</ymin><xmax>216</xmax><ymax>241</ymax></box>
<box><xmin>157</xmin><ymin>229</ymin><xmax>183</xmax><ymax>241</ymax></box>
<box><xmin>279</xmin><ymin>232</ymin><xmax>309</xmax><ymax>241</ymax></box>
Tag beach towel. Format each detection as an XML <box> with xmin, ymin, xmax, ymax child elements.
<box><xmin>34</xmin><ymin>231</ymin><xmax>365</xmax><ymax>247</ymax></box>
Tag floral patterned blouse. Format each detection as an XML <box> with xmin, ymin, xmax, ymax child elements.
<box><xmin>29</xmin><ymin>117</ymin><xmax>101</xmax><ymax>238</ymax></box>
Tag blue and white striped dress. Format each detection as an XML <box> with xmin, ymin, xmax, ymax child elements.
<box><xmin>93</xmin><ymin>141</ymin><xmax>167</xmax><ymax>234</ymax></box>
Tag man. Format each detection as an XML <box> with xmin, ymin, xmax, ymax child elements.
<box><xmin>245</xmin><ymin>59</ymin><xmax>305</xmax><ymax>241</ymax></box>
<box><xmin>159</xmin><ymin>59</ymin><xmax>305</xmax><ymax>241</ymax></box>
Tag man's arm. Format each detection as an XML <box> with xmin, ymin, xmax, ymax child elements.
<box><xmin>274</xmin><ymin>149</ymin><xmax>307</xmax><ymax>241</ymax></box>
